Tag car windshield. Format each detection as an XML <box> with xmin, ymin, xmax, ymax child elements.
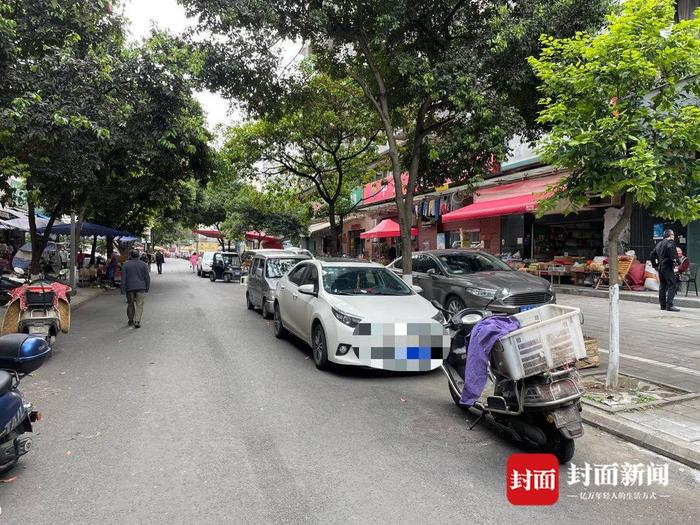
<box><xmin>437</xmin><ymin>252</ymin><xmax>511</xmax><ymax>274</ymax></box>
<box><xmin>220</xmin><ymin>254</ymin><xmax>240</xmax><ymax>266</ymax></box>
<box><xmin>266</xmin><ymin>258</ymin><xmax>303</xmax><ymax>278</ymax></box>
<box><xmin>322</xmin><ymin>266</ymin><xmax>413</xmax><ymax>296</ymax></box>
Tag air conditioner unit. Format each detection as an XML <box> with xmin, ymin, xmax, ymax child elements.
<box><xmin>586</xmin><ymin>194</ymin><xmax>621</xmax><ymax>207</ymax></box>
<box><xmin>451</xmin><ymin>190</ymin><xmax>468</xmax><ymax>205</ymax></box>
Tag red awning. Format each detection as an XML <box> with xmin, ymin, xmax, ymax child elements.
<box><xmin>441</xmin><ymin>194</ymin><xmax>538</xmax><ymax>223</ymax></box>
<box><xmin>193</xmin><ymin>229</ymin><xmax>223</xmax><ymax>238</ymax></box>
<box><xmin>360</xmin><ymin>219</ymin><xmax>418</xmax><ymax>239</ymax></box>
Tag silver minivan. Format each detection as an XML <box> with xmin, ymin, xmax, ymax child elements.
<box><xmin>245</xmin><ymin>250</ymin><xmax>312</xmax><ymax>318</ymax></box>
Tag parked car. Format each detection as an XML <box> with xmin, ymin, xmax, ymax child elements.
<box><xmin>273</xmin><ymin>259</ymin><xmax>448</xmax><ymax>371</ymax></box>
<box><xmin>209</xmin><ymin>252</ymin><xmax>242</xmax><ymax>283</ymax></box>
<box><xmin>389</xmin><ymin>249</ymin><xmax>554</xmax><ymax>314</ymax></box>
<box><xmin>197</xmin><ymin>251</ymin><xmax>215</xmax><ymax>277</ymax></box>
<box><xmin>246</xmin><ymin>250</ymin><xmax>312</xmax><ymax>319</ymax></box>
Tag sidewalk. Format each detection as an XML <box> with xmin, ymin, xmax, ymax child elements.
<box><xmin>70</xmin><ymin>286</ymin><xmax>105</xmax><ymax>310</ymax></box>
<box><xmin>554</xmin><ymin>284</ymin><xmax>700</xmax><ymax>308</ymax></box>
<box><xmin>556</xmin><ymin>292</ymin><xmax>700</xmax><ymax>468</ymax></box>
<box><xmin>582</xmin><ymin>397</ymin><xmax>700</xmax><ymax>470</ymax></box>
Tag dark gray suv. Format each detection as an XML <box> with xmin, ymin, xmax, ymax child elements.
<box><xmin>389</xmin><ymin>249</ymin><xmax>554</xmax><ymax>314</ymax></box>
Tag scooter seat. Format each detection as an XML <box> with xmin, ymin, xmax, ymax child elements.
<box><xmin>0</xmin><ymin>370</ymin><xmax>12</xmax><ymax>395</ymax></box>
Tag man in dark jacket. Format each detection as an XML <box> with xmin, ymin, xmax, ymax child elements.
<box><xmin>121</xmin><ymin>250</ymin><xmax>151</xmax><ymax>327</ymax></box>
<box><xmin>651</xmin><ymin>229</ymin><xmax>681</xmax><ymax>311</ymax></box>
<box><xmin>155</xmin><ymin>250</ymin><xmax>165</xmax><ymax>274</ymax></box>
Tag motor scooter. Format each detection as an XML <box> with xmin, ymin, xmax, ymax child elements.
<box><xmin>0</xmin><ymin>333</ymin><xmax>50</xmax><ymax>473</ymax></box>
<box><xmin>1</xmin><ymin>268</ymin><xmax>71</xmax><ymax>344</ymax></box>
<box><xmin>0</xmin><ymin>272</ymin><xmax>25</xmax><ymax>306</ymax></box>
<box><xmin>435</xmin><ymin>300</ymin><xmax>586</xmax><ymax>463</ymax></box>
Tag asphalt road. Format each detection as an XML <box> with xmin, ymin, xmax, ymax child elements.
<box><xmin>1</xmin><ymin>259</ymin><xmax>699</xmax><ymax>524</ymax></box>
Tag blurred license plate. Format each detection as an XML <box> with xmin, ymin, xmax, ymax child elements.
<box><xmin>520</xmin><ymin>304</ymin><xmax>537</xmax><ymax>312</ymax></box>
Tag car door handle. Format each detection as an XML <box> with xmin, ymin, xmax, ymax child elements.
<box><xmin>292</xmin><ymin>293</ymin><xmax>298</xmax><ymax>300</ymax></box>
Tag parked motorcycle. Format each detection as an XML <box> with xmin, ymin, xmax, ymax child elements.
<box><xmin>435</xmin><ymin>300</ymin><xmax>586</xmax><ymax>463</ymax></box>
<box><xmin>1</xmin><ymin>268</ymin><xmax>71</xmax><ymax>343</ymax></box>
<box><xmin>0</xmin><ymin>333</ymin><xmax>50</xmax><ymax>473</ymax></box>
<box><xmin>0</xmin><ymin>272</ymin><xmax>25</xmax><ymax>306</ymax></box>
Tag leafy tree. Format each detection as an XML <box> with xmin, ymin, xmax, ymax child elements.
<box><xmin>182</xmin><ymin>0</ymin><xmax>610</xmax><ymax>279</ymax></box>
<box><xmin>0</xmin><ymin>0</ymin><xmax>126</xmax><ymax>273</ymax></box>
<box><xmin>221</xmin><ymin>66</ymin><xmax>381</xmax><ymax>256</ymax></box>
<box><xmin>221</xmin><ymin>185</ymin><xmax>309</xmax><ymax>245</ymax></box>
<box><xmin>81</xmin><ymin>33</ymin><xmax>214</xmax><ymax>256</ymax></box>
<box><xmin>529</xmin><ymin>0</ymin><xmax>700</xmax><ymax>387</ymax></box>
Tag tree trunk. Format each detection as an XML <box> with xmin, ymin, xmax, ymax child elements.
<box><xmin>106</xmin><ymin>236</ymin><xmax>114</xmax><ymax>258</ymax></box>
<box><xmin>90</xmin><ymin>235</ymin><xmax>97</xmax><ymax>265</ymax></box>
<box><xmin>328</xmin><ymin>202</ymin><xmax>339</xmax><ymax>257</ymax></box>
<box><xmin>27</xmin><ymin>200</ymin><xmax>42</xmax><ymax>277</ymax></box>
<box><xmin>27</xmin><ymin>197</ymin><xmax>62</xmax><ymax>278</ymax></box>
<box><xmin>604</xmin><ymin>195</ymin><xmax>635</xmax><ymax>390</ymax></box>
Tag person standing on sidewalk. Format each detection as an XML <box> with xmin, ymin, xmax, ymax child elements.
<box><xmin>120</xmin><ymin>249</ymin><xmax>150</xmax><ymax>328</ymax></box>
<box><xmin>651</xmin><ymin>229</ymin><xmax>681</xmax><ymax>312</ymax></box>
<box><xmin>190</xmin><ymin>251</ymin><xmax>199</xmax><ymax>273</ymax></box>
<box><xmin>155</xmin><ymin>250</ymin><xmax>165</xmax><ymax>274</ymax></box>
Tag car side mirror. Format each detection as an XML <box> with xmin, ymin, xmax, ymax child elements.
<box><xmin>426</xmin><ymin>268</ymin><xmax>438</xmax><ymax>276</ymax></box>
<box><xmin>411</xmin><ymin>285</ymin><xmax>423</xmax><ymax>294</ymax></box>
<box><xmin>298</xmin><ymin>283</ymin><xmax>317</xmax><ymax>296</ymax></box>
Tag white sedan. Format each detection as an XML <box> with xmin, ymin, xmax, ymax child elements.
<box><xmin>273</xmin><ymin>259</ymin><xmax>449</xmax><ymax>371</ymax></box>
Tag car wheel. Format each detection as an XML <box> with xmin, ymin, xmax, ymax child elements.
<box><xmin>445</xmin><ymin>295</ymin><xmax>466</xmax><ymax>314</ymax></box>
<box><xmin>273</xmin><ymin>303</ymin><xmax>287</xmax><ymax>339</ymax></box>
<box><xmin>246</xmin><ymin>292</ymin><xmax>254</xmax><ymax>310</ymax></box>
<box><xmin>261</xmin><ymin>298</ymin><xmax>273</xmax><ymax>319</ymax></box>
<box><xmin>209</xmin><ymin>272</ymin><xmax>216</xmax><ymax>282</ymax></box>
<box><xmin>312</xmin><ymin>323</ymin><xmax>329</xmax><ymax>371</ymax></box>
<box><xmin>224</xmin><ymin>273</ymin><xmax>232</xmax><ymax>283</ymax></box>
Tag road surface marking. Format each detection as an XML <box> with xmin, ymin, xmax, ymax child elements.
<box><xmin>598</xmin><ymin>348</ymin><xmax>700</xmax><ymax>378</ymax></box>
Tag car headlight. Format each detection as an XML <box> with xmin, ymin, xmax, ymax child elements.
<box><xmin>465</xmin><ymin>287</ymin><xmax>497</xmax><ymax>298</ymax></box>
<box><xmin>332</xmin><ymin>307</ymin><xmax>362</xmax><ymax>328</ymax></box>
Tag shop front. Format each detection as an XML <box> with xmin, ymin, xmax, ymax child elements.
<box><xmin>360</xmin><ymin>218</ymin><xmax>417</xmax><ymax>264</ymax></box>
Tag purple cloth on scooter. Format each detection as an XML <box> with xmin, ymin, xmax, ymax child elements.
<box><xmin>460</xmin><ymin>316</ymin><xmax>520</xmax><ymax>406</ymax></box>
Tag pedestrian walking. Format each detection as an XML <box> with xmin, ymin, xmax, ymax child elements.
<box><xmin>76</xmin><ymin>249</ymin><xmax>85</xmax><ymax>270</ymax></box>
<box><xmin>190</xmin><ymin>251</ymin><xmax>199</xmax><ymax>273</ymax></box>
<box><xmin>106</xmin><ymin>253</ymin><xmax>118</xmax><ymax>287</ymax></box>
<box><xmin>650</xmin><ymin>229</ymin><xmax>681</xmax><ymax>311</ymax></box>
<box><xmin>155</xmin><ymin>250</ymin><xmax>165</xmax><ymax>274</ymax></box>
<box><xmin>120</xmin><ymin>249</ymin><xmax>150</xmax><ymax>328</ymax></box>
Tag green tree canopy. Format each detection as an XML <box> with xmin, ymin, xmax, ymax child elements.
<box><xmin>529</xmin><ymin>0</ymin><xmax>700</xmax><ymax>274</ymax></box>
<box><xmin>220</xmin><ymin>64</ymin><xmax>381</xmax><ymax>255</ymax></box>
<box><xmin>182</xmin><ymin>0</ymin><xmax>611</xmax><ymax>276</ymax></box>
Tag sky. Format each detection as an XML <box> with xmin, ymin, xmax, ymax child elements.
<box><xmin>122</xmin><ymin>0</ymin><xmax>237</xmax><ymax>133</ymax></box>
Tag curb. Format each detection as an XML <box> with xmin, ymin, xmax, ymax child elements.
<box><xmin>71</xmin><ymin>288</ymin><xmax>106</xmax><ymax>311</ymax></box>
<box><xmin>582</xmin><ymin>406</ymin><xmax>700</xmax><ymax>470</ymax></box>
<box><xmin>554</xmin><ymin>285</ymin><xmax>700</xmax><ymax>308</ymax></box>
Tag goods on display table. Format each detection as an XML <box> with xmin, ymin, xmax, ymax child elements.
<box><xmin>505</xmin><ymin>252</ymin><xmax>654</xmax><ymax>292</ymax></box>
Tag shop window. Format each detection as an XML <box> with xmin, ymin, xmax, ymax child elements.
<box><xmin>459</xmin><ymin>230</ymin><xmax>480</xmax><ymax>248</ymax></box>
<box><xmin>348</xmin><ymin>230</ymin><xmax>364</xmax><ymax>257</ymax></box>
